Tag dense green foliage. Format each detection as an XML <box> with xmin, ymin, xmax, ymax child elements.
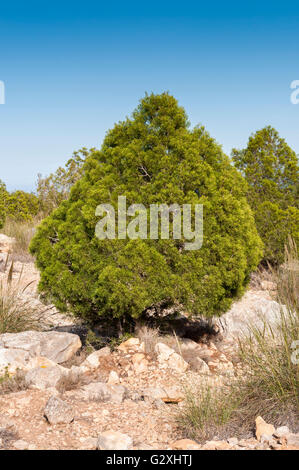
<box><xmin>232</xmin><ymin>127</ymin><xmax>299</xmax><ymax>263</ymax></box>
<box><xmin>37</xmin><ymin>148</ymin><xmax>93</xmax><ymax>216</ymax></box>
<box><xmin>30</xmin><ymin>93</ymin><xmax>263</xmax><ymax>324</ymax></box>
<box><xmin>5</xmin><ymin>190</ymin><xmax>39</xmax><ymax>221</ymax></box>
<box><xmin>0</xmin><ymin>180</ymin><xmax>39</xmax><ymax>228</ymax></box>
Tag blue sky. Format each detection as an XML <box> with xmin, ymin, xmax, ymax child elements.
<box><xmin>1</xmin><ymin>1</ymin><xmax>299</xmax><ymax>192</ymax></box>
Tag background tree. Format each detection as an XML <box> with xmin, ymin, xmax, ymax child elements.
<box><xmin>30</xmin><ymin>93</ymin><xmax>263</xmax><ymax>326</ymax></box>
<box><xmin>232</xmin><ymin>126</ymin><xmax>299</xmax><ymax>264</ymax></box>
<box><xmin>37</xmin><ymin>147</ymin><xmax>94</xmax><ymax>216</ymax></box>
<box><xmin>5</xmin><ymin>190</ymin><xmax>39</xmax><ymax>222</ymax></box>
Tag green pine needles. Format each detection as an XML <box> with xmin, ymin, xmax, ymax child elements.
<box><xmin>30</xmin><ymin>93</ymin><xmax>263</xmax><ymax>324</ymax></box>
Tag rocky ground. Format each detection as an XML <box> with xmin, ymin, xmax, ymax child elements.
<box><xmin>0</xmin><ymin>234</ymin><xmax>298</xmax><ymax>451</ymax></box>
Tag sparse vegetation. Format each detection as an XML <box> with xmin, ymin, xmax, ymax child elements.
<box><xmin>177</xmin><ymin>238</ymin><xmax>299</xmax><ymax>440</ymax></box>
<box><xmin>37</xmin><ymin>147</ymin><xmax>94</xmax><ymax>216</ymax></box>
<box><xmin>2</xmin><ymin>218</ymin><xmax>37</xmax><ymax>262</ymax></box>
<box><xmin>0</xmin><ymin>369</ymin><xmax>28</xmax><ymax>395</ymax></box>
<box><xmin>0</xmin><ymin>267</ymin><xmax>47</xmax><ymax>334</ymax></box>
<box><xmin>136</xmin><ymin>325</ymin><xmax>161</xmax><ymax>358</ymax></box>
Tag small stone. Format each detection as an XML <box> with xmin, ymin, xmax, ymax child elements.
<box><xmin>107</xmin><ymin>370</ymin><xmax>120</xmax><ymax>385</ymax></box>
<box><xmin>155</xmin><ymin>342</ymin><xmax>189</xmax><ymax>373</ymax></box>
<box><xmin>261</xmin><ymin>281</ymin><xmax>276</xmax><ymax>291</ymax></box>
<box><xmin>286</xmin><ymin>433</ymin><xmax>299</xmax><ymax>447</ymax></box>
<box><xmin>118</xmin><ymin>338</ymin><xmax>140</xmax><ymax>352</ymax></box>
<box><xmin>13</xmin><ymin>439</ymin><xmax>29</xmax><ymax>450</ymax></box>
<box><xmin>171</xmin><ymin>439</ymin><xmax>201</xmax><ymax>450</ymax></box>
<box><xmin>81</xmin><ymin>382</ymin><xmax>126</xmax><ymax>403</ymax></box>
<box><xmin>131</xmin><ymin>353</ymin><xmax>148</xmax><ymax>374</ymax></box>
<box><xmin>44</xmin><ymin>396</ymin><xmax>74</xmax><ymax>425</ymax></box>
<box><xmin>260</xmin><ymin>434</ymin><xmax>273</xmax><ymax>444</ymax></box>
<box><xmin>97</xmin><ymin>431</ymin><xmax>133</xmax><ymax>450</ymax></box>
<box><xmin>28</xmin><ymin>444</ymin><xmax>37</xmax><ymax>450</ymax></box>
<box><xmin>79</xmin><ymin>437</ymin><xmax>98</xmax><ymax>450</ymax></box>
<box><xmin>25</xmin><ymin>366</ymin><xmax>64</xmax><ymax>390</ymax></box>
<box><xmin>81</xmin><ymin>347</ymin><xmax>110</xmax><ymax>369</ymax></box>
<box><xmin>255</xmin><ymin>416</ymin><xmax>275</xmax><ymax>441</ymax></box>
<box><xmin>273</xmin><ymin>426</ymin><xmax>290</xmax><ymax>439</ymax></box>
<box><xmin>141</xmin><ymin>385</ymin><xmax>184</xmax><ymax>403</ymax></box>
<box><xmin>227</xmin><ymin>437</ymin><xmax>238</xmax><ymax>445</ymax></box>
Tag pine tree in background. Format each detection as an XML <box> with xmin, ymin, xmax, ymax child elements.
<box><xmin>232</xmin><ymin>126</ymin><xmax>299</xmax><ymax>264</ymax></box>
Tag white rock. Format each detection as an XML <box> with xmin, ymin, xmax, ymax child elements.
<box><xmin>25</xmin><ymin>366</ymin><xmax>65</xmax><ymax>390</ymax></box>
<box><xmin>80</xmin><ymin>382</ymin><xmax>126</xmax><ymax>403</ymax></box>
<box><xmin>97</xmin><ymin>431</ymin><xmax>133</xmax><ymax>450</ymax></box>
<box><xmin>0</xmin><ymin>234</ymin><xmax>15</xmax><ymax>253</ymax></box>
<box><xmin>0</xmin><ymin>348</ymin><xmax>30</xmax><ymax>374</ymax></box>
<box><xmin>0</xmin><ymin>330</ymin><xmax>81</xmax><ymax>364</ymax></box>
<box><xmin>118</xmin><ymin>337</ymin><xmax>140</xmax><ymax>352</ymax></box>
<box><xmin>44</xmin><ymin>396</ymin><xmax>74</xmax><ymax>425</ymax></box>
<box><xmin>141</xmin><ymin>385</ymin><xmax>184</xmax><ymax>403</ymax></box>
<box><xmin>81</xmin><ymin>347</ymin><xmax>110</xmax><ymax>369</ymax></box>
<box><xmin>13</xmin><ymin>439</ymin><xmax>29</xmax><ymax>450</ymax></box>
<box><xmin>131</xmin><ymin>353</ymin><xmax>148</xmax><ymax>374</ymax></box>
<box><xmin>274</xmin><ymin>426</ymin><xmax>290</xmax><ymax>438</ymax></box>
<box><xmin>79</xmin><ymin>437</ymin><xmax>97</xmax><ymax>450</ymax></box>
<box><xmin>107</xmin><ymin>370</ymin><xmax>120</xmax><ymax>385</ymax></box>
<box><xmin>216</xmin><ymin>291</ymin><xmax>285</xmax><ymax>339</ymax></box>
<box><xmin>155</xmin><ymin>342</ymin><xmax>189</xmax><ymax>373</ymax></box>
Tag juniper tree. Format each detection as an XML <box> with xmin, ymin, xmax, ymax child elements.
<box><xmin>232</xmin><ymin>126</ymin><xmax>299</xmax><ymax>263</ymax></box>
<box><xmin>30</xmin><ymin>93</ymin><xmax>263</xmax><ymax>325</ymax></box>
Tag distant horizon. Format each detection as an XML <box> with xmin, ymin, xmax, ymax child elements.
<box><xmin>1</xmin><ymin>1</ymin><xmax>299</xmax><ymax>192</ymax></box>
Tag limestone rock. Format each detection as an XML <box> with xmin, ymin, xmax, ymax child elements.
<box><xmin>97</xmin><ymin>431</ymin><xmax>133</xmax><ymax>450</ymax></box>
<box><xmin>107</xmin><ymin>370</ymin><xmax>120</xmax><ymax>385</ymax></box>
<box><xmin>217</xmin><ymin>291</ymin><xmax>284</xmax><ymax>339</ymax></box>
<box><xmin>186</xmin><ymin>355</ymin><xmax>210</xmax><ymax>373</ymax></box>
<box><xmin>0</xmin><ymin>348</ymin><xmax>30</xmax><ymax>374</ymax></box>
<box><xmin>13</xmin><ymin>439</ymin><xmax>29</xmax><ymax>450</ymax></box>
<box><xmin>155</xmin><ymin>342</ymin><xmax>189</xmax><ymax>373</ymax></box>
<box><xmin>118</xmin><ymin>337</ymin><xmax>140</xmax><ymax>352</ymax></box>
<box><xmin>0</xmin><ymin>330</ymin><xmax>81</xmax><ymax>364</ymax></box>
<box><xmin>255</xmin><ymin>416</ymin><xmax>275</xmax><ymax>441</ymax></box>
<box><xmin>274</xmin><ymin>426</ymin><xmax>290</xmax><ymax>439</ymax></box>
<box><xmin>201</xmin><ymin>440</ymin><xmax>232</xmax><ymax>450</ymax></box>
<box><xmin>131</xmin><ymin>353</ymin><xmax>148</xmax><ymax>374</ymax></box>
<box><xmin>0</xmin><ymin>234</ymin><xmax>15</xmax><ymax>253</ymax></box>
<box><xmin>261</xmin><ymin>281</ymin><xmax>276</xmax><ymax>291</ymax></box>
<box><xmin>25</xmin><ymin>366</ymin><xmax>65</xmax><ymax>390</ymax></box>
<box><xmin>81</xmin><ymin>382</ymin><xmax>126</xmax><ymax>403</ymax></box>
<box><xmin>141</xmin><ymin>385</ymin><xmax>184</xmax><ymax>403</ymax></box>
<box><xmin>44</xmin><ymin>396</ymin><xmax>74</xmax><ymax>425</ymax></box>
<box><xmin>286</xmin><ymin>433</ymin><xmax>299</xmax><ymax>447</ymax></box>
<box><xmin>171</xmin><ymin>439</ymin><xmax>201</xmax><ymax>450</ymax></box>
<box><xmin>81</xmin><ymin>347</ymin><xmax>110</xmax><ymax>370</ymax></box>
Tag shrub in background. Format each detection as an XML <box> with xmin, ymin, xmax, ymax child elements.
<box><xmin>37</xmin><ymin>147</ymin><xmax>94</xmax><ymax>216</ymax></box>
<box><xmin>30</xmin><ymin>93</ymin><xmax>263</xmax><ymax>326</ymax></box>
<box><xmin>232</xmin><ymin>126</ymin><xmax>299</xmax><ymax>264</ymax></box>
<box><xmin>5</xmin><ymin>190</ymin><xmax>39</xmax><ymax>222</ymax></box>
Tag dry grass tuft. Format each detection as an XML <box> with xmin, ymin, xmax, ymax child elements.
<box><xmin>0</xmin><ymin>370</ymin><xmax>28</xmax><ymax>395</ymax></box>
<box><xmin>56</xmin><ymin>372</ymin><xmax>85</xmax><ymax>393</ymax></box>
<box><xmin>0</xmin><ymin>267</ymin><xmax>49</xmax><ymax>334</ymax></box>
<box><xmin>2</xmin><ymin>218</ymin><xmax>38</xmax><ymax>262</ymax></box>
<box><xmin>135</xmin><ymin>325</ymin><xmax>161</xmax><ymax>358</ymax></box>
<box><xmin>177</xmin><ymin>237</ymin><xmax>299</xmax><ymax>440</ymax></box>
